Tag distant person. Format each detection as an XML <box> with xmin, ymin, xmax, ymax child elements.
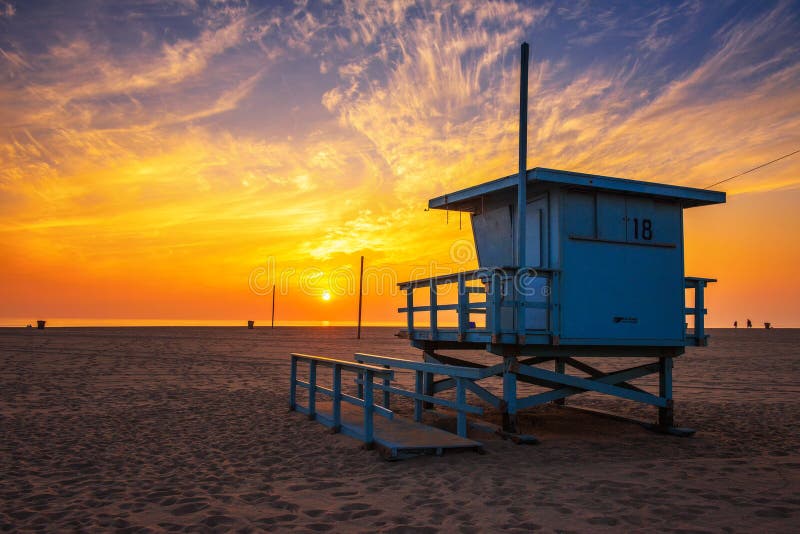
<box><xmin>747</xmin><ymin>319</ymin><xmax>752</xmax><ymax>328</ymax></box>
<box><xmin>765</xmin><ymin>322</ymin><xmax>772</xmax><ymax>330</ymax></box>
<box><xmin>733</xmin><ymin>320</ymin><xmax>738</xmax><ymax>329</ymax></box>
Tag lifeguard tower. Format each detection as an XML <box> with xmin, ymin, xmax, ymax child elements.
<box><xmin>394</xmin><ymin>43</ymin><xmax>725</xmax><ymax>435</ymax></box>
<box><xmin>288</xmin><ymin>44</ymin><xmax>725</xmax><ymax>455</ymax></box>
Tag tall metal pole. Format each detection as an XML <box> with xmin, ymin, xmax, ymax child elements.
<box><xmin>517</xmin><ymin>42</ymin><xmax>529</xmax><ymax>267</ymax></box>
<box><xmin>356</xmin><ymin>255</ymin><xmax>364</xmax><ymax>339</ymax></box>
<box><xmin>271</xmin><ymin>284</ymin><xmax>275</xmax><ymax>329</ymax></box>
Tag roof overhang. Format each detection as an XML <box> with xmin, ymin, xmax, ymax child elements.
<box><xmin>428</xmin><ymin>167</ymin><xmax>726</xmax><ymax>211</ymax></box>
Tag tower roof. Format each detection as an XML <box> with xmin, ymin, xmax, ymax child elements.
<box><xmin>429</xmin><ymin>167</ymin><xmax>726</xmax><ymax>211</ymax></box>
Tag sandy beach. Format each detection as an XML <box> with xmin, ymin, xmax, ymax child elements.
<box><xmin>1</xmin><ymin>326</ymin><xmax>798</xmax><ymax>532</ymax></box>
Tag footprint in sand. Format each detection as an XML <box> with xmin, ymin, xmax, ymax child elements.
<box><xmin>587</xmin><ymin>516</ymin><xmax>619</xmax><ymax>526</ymax></box>
<box><xmin>170</xmin><ymin>502</ymin><xmax>209</xmax><ymax>516</ymax></box>
<box><xmin>255</xmin><ymin>514</ymin><xmax>297</xmax><ymax>526</ymax></box>
<box><xmin>201</xmin><ymin>514</ymin><xmax>236</xmax><ymax>527</ymax></box>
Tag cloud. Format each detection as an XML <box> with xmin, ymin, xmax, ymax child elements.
<box><xmin>1</xmin><ymin>1</ymin><xmax>798</xmax><ymax>323</ymax></box>
<box><xmin>0</xmin><ymin>1</ymin><xmax>13</xmax><ymax>18</ymax></box>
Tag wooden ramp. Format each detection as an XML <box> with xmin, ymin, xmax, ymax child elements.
<box><xmin>315</xmin><ymin>402</ymin><xmax>483</xmax><ymax>460</ymax></box>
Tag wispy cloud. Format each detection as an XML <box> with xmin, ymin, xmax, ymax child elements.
<box><xmin>0</xmin><ymin>0</ymin><xmax>798</xmax><ymax>323</ymax></box>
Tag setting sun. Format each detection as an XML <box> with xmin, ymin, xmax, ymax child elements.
<box><xmin>321</xmin><ymin>291</ymin><xmax>331</xmax><ymax>302</ymax></box>
<box><xmin>0</xmin><ymin>1</ymin><xmax>798</xmax><ymax>328</ymax></box>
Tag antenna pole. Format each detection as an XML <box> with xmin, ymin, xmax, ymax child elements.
<box><xmin>517</xmin><ymin>42</ymin><xmax>529</xmax><ymax>267</ymax></box>
<box><xmin>356</xmin><ymin>255</ymin><xmax>364</xmax><ymax>339</ymax></box>
<box><xmin>271</xmin><ymin>284</ymin><xmax>276</xmax><ymax>329</ymax></box>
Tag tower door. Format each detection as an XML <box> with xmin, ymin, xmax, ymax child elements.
<box><xmin>524</xmin><ymin>196</ymin><xmax>547</xmax><ymax>267</ymax></box>
<box><xmin>523</xmin><ymin>196</ymin><xmax>548</xmax><ymax>330</ymax></box>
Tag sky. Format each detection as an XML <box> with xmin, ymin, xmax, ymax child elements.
<box><xmin>1</xmin><ymin>0</ymin><xmax>799</xmax><ymax>327</ymax></box>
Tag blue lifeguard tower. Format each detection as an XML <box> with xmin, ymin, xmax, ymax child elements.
<box><xmin>288</xmin><ymin>43</ymin><xmax>726</xmax><ymax>454</ymax></box>
<box><xmin>397</xmin><ymin>166</ymin><xmax>724</xmax><ymax>434</ymax></box>
<box><xmin>394</xmin><ymin>43</ymin><xmax>726</xmax><ymax>435</ymax></box>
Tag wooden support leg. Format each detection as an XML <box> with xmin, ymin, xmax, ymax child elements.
<box><xmin>422</xmin><ymin>351</ymin><xmax>436</xmax><ymax>409</ymax></box>
<box><xmin>414</xmin><ymin>371</ymin><xmax>423</xmax><ymax>422</ymax></box>
<box><xmin>554</xmin><ymin>359</ymin><xmax>566</xmax><ymax>406</ymax></box>
<box><xmin>658</xmin><ymin>356</ymin><xmax>674</xmax><ymax>428</ymax></box>
<box><xmin>502</xmin><ymin>356</ymin><xmax>518</xmax><ymax>433</ymax></box>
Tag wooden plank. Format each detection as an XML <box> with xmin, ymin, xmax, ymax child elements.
<box><xmin>291</xmin><ymin>353</ymin><xmax>394</xmax><ymax>378</ymax></box>
<box><xmin>515</xmin><ymin>362</ymin><xmax>665</xmax><ymax>409</ymax></box>
<box><xmin>565</xmin><ymin>357</ymin><xmax>648</xmax><ymax>394</ymax></box>
<box><xmin>312</xmin><ymin>402</ymin><xmax>482</xmax><ymax>455</ymax></box>
<box><xmin>354</xmin><ymin>353</ymin><xmax>484</xmax><ymax>379</ymax></box>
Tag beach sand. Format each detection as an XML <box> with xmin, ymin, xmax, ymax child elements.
<box><xmin>1</xmin><ymin>327</ymin><xmax>798</xmax><ymax>532</ymax></box>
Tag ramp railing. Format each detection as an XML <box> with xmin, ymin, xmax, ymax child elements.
<box><xmin>354</xmin><ymin>353</ymin><xmax>484</xmax><ymax>437</ymax></box>
<box><xmin>290</xmin><ymin>353</ymin><xmax>394</xmax><ymax>447</ymax></box>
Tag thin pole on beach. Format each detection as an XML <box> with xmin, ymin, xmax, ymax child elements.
<box><xmin>271</xmin><ymin>284</ymin><xmax>276</xmax><ymax>329</ymax></box>
<box><xmin>357</xmin><ymin>256</ymin><xmax>364</xmax><ymax>339</ymax></box>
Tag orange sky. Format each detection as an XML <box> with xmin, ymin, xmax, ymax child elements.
<box><xmin>1</xmin><ymin>1</ymin><xmax>799</xmax><ymax>327</ymax></box>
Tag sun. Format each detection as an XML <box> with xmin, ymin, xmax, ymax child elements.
<box><xmin>321</xmin><ymin>290</ymin><xmax>331</xmax><ymax>301</ymax></box>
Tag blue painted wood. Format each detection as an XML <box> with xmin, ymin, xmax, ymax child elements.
<box><xmin>456</xmin><ymin>378</ymin><xmax>468</xmax><ymax>437</ymax></box>
<box><xmin>457</xmin><ymin>273</ymin><xmax>468</xmax><ymax>339</ymax></box>
<box><xmin>423</xmin><ymin>371</ymin><xmax>434</xmax><ymax>409</ymax></box>
<box><xmin>332</xmin><ymin>364</ymin><xmax>342</xmax><ymax>431</ymax></box>
<box><xmin>515</xmin><ymin>361</ymin><xmax>660</xmax><ymax>409</ymax></box>
<box><xmin>428</xmin><ymin>167</ymin><xmax>726</xmax><ymax>210</ymax></box>
<box><xmin>429</xmin><ymin>284</ymin><xmax>438</xmax><ymax>341</ymax></box>
<box><xmin>432</xmin><ymin>377</ymin><xmax>455</xmax><ymax>393</ymax></box>
<box><xmin>398</xmin><ymin>302</ymin><xmax>490</xmax><ymax>313</ymax></box>
<box><xmin>516</xmin><ymin>363</ymin><xmax>667</xmax><ymax>407</ymax></box>
<box><xmin>372</xmin><ymin>383</ymin><xmax>483</xmax><ymax>415</ymax></box>
<box><xmin>491</xmin><ymin>271</ymin><xmax>502</xmax><ymax>341</ymax></box>
<box><xmin>308</xmin><ymin>360</ymin><xmax>317</xmax><ymax>417</ymax></box>
<box><xmin>289</xmin><ymin>355</ymin><xmax>297</xmax><ymax>410</ymax></box>
<box><xmin>659</xmin><ymin>357</ymin><xmax>672</xmax><ymax>401</ymax></box>
<box><xmin>554</xmin><ymin>359</ymin><xmax>566</xmax><ymax>406</ymax></box>
<box><xmin>363</xmin><ymin>370</ymin><xmax>374</xmax><ymax>445</ymax></box>
<box><xmin>406</xmin><ymin>290</ymin><xmax>414</xmax><ymax>339</ymax></box>
<box><xmin>503</xmin><ymin>358</ymin><xmax>517</xmax><ymax>416</ymax></box>
<box><xmin>414</xmin><ymin>370</ymin><xmax>423</xmax><ymax>422</ymax></box>
<box><xmin>462</xmin><ymin>379</ymin><xmax>502</xmax><ymax>408</ymax></box>
<box><xmin>382</xmin><ymin>372</ymin><xmax>391</xmax><ymax>410</ymax></box>
<box><xmin>354</xmin><ymin>353</ymin><xmax>484</xmax><ymax>379</ymax></box>
<box><xmin>695</xmin><ymin>280</ymin><xmax>705</xmax><ymax>345</ymax></box>
<box><xmin>294</xmin><ymin>379</ymin><xmax>311</xmax><ymax>389</ymax></box>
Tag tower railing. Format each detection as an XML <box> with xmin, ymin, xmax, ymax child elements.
<box><xmin>684</xmin><ymin>277</ymin><xmax>716</xmax><ymax>346</ymax></box>
<box><xmin>398</xmin><ymin>267</ymin><xmax>557</xmax><ymax>343</ymax></box>
<box><xmin>400</xmin><ymin>269</ymin><xmax>714</xmax><ymax>347</ymax></box>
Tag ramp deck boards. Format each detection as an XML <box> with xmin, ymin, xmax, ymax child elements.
<box><xmin>314</xmin><ymin>401</ymin><xmax>483</xmax><ymax>459</ymax></box>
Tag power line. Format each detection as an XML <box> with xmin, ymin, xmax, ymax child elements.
<box><xmin>704</xmin><ymin>148</ymin><xmax>800</xmax><ymax>189</ymax></box>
